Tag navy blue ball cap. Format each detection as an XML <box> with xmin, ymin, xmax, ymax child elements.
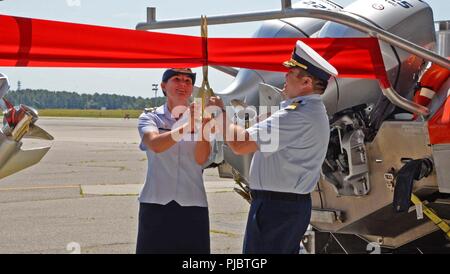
<box><xmin>162</xmin><ymin>68</ymin><xmax>196</xmax><ymax>84</ymax></box>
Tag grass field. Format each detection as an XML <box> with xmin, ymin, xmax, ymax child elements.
<box><xmin>35</xmin><ymin>109</ymin><xmax>144</xmax><ymax>118</ymax></box>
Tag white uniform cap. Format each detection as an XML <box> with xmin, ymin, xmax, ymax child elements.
<box><xmin>283</xmin><ymin>40</ymin><xmax>338</xmax><ymax>81</ymax></box>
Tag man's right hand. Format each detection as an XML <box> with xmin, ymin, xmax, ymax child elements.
<box><xmin>207</xmin><ymin>96</ymin><xmax>225</xmax><ymax>110</ymax></box>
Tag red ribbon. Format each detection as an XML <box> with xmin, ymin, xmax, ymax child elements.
<box><xmin>0</xmin><ymin>14</ymin><xmax>390</xmax><ymax>87</ymax></box>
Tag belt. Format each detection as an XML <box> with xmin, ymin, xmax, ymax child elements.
<box><xmin>250</xmin><ymin>190</ymin><xmax>310</xmax><ymax>202</ymax></box>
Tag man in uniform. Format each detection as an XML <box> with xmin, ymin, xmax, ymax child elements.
<box><xmin>208</xmin><ymin>41</ymin><xmax>338</xmax><ymax>253</ymax></box>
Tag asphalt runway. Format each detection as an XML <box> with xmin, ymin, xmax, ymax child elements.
<box><xmin>0</xmin><ymin>117</ymin><xmax>249</xmax><ymax>254</ymax></box>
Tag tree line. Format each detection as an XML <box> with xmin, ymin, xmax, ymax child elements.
<box><xmin>4</xmin><ymin>89</ymin><xmax>166</xmax><ymax>110</ymax></box>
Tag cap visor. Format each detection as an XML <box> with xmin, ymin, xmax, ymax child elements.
<box><xmin>283</xmin><ymin>60</ymin><xmax>297</xmax><ymax>68</ymax></box>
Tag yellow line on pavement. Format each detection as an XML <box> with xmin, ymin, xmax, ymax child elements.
<box><xmin>0</xmin><ymin>185</ymin><xmax>80</xmax><ymax>192</ymax></box>
<box><xmin>210</xmin><ymin>229</ymin><xmax>240</xmax><ymax>237</ymax></box>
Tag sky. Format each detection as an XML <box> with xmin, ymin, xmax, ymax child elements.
<box><xmin>0</xmin><ymin>0</ymin><xmax>449</xmax><ymax>99</ymax></box>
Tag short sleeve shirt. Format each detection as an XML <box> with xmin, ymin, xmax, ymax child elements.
<box><xmin>138</xmin><ymin>103</ymin><xmax>207</xmax><ymax>207</ymax></box>
<box><xmin>246</xmin><ymin>94</ymin><xmax>330</xmax><ymax>194</ymax></box>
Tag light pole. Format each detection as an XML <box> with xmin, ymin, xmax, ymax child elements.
<box><xmin>151</xmin><ymin>84</ymin><xmax>158</xmax><ymax>107</ymax></box>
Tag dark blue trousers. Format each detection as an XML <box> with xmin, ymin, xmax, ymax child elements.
<box><xmin>243</xmin><ymin>190</ymin><xmax>311</xmax><ymax>254</ymax></box>
<box><xmin>136</xmin><ymin>200</ymin><xmax>210</xmax><ymax>254</ymax></box>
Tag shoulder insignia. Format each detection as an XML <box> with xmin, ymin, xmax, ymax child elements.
<box><xmin>285</xmin><ymin>100</ymin><xmax>302</xmax><ymax>111</ymax></box>
<box><xmin>144</xmin><ymin>107</ymin><xmax>156</xmax><ymax>114</ymax></box>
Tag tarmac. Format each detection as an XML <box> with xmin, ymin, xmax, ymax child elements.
<box><xmin>0</xmin><ymin>117</ymin><xmax>250</xmax><ymax>254</ymax></box>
